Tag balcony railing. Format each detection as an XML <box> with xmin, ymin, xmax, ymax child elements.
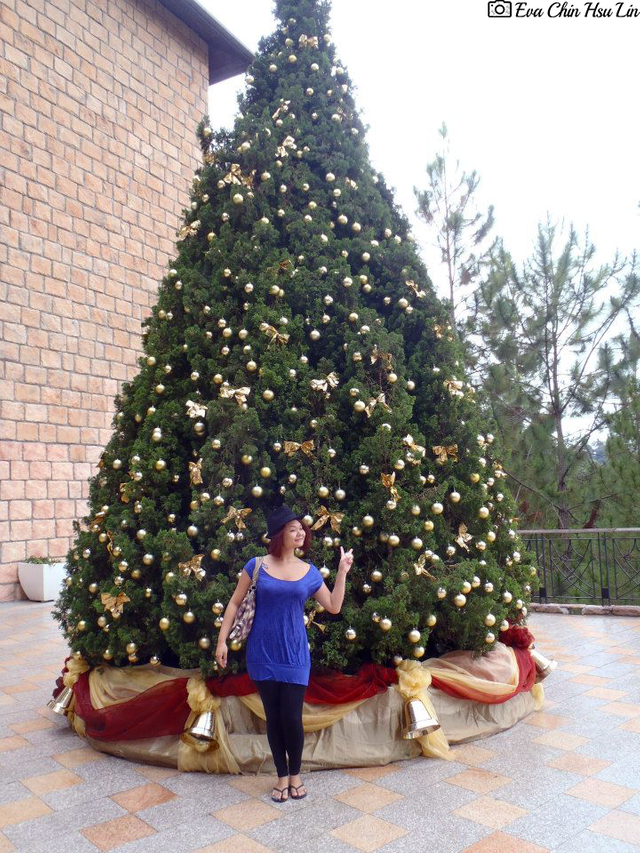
<box><xmin>519</xmin><ymin>529</ymin><xmax>640</xmax><ymax>606</ymax></box>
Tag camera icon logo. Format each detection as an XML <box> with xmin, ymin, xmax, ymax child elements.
<box><xmin>488</xmin><ymin>1</ymin><xmax>512</xmax><ymax>15</ymax></box>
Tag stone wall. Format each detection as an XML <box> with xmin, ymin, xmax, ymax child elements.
<box><xmin>0</xmin><ymin>0</ymin><xmax>209</xmax><ymax>599</ymax></box>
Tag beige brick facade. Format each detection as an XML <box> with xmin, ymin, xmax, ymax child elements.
<box><xmin>0</xmin><ymin>0</ymin><xmax>217</xmax><ymax>599</ymax></box>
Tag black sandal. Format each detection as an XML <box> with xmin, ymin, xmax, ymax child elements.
<box><xmin>289</xmin><ymin>783</ymin><xmax>307</xmax><ymax>800</ymax></box>
<box><xmin>271</xmin><ymin>785</ymin><xmax>289</xmax><ymax>802</ymax></box>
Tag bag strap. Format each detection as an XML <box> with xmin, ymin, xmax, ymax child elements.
<box><xmin>251</xmin><ymin>554</ymin><xmax>263</xmax><ymax>583</ymax></box>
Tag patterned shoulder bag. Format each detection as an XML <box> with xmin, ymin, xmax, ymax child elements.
<box><xmin>228</xmin><ymin>555</ymin><xmax>263</xmax><ymax>644</ymax></box>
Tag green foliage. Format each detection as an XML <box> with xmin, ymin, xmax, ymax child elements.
<box><xmin>466</xmin><ymin>222</ymin><xmax>638</xmax><ymax>529</ymax></box>
<box><xmin>53</xmin><ymin>0</ymin><xmax>537</xmax><ymax>676</ymax></box>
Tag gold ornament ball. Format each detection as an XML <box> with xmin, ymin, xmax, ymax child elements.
<box><xmin>408</xmin><ymin>629</ymin><xmax>421</xmax><ymax>643</ymax></box>
<box><xmin>77</xmin><ymin>620</ymin><xmax>87</xmax><ymax>631</ymax></box>
<box><xmin>470</xmin><ymin>472</ymin><xmax>480</xmax><ymax>483</ymax></box>
<box><xmin>388</xmin><ymin>534</ymin><xmax>400</xmax><ymax>547</ymax></box>
<box><xmin>487</xmin><ymin>530</ymin><xmax>496</xmax><ymax>542</ymax></box>
<box><xmin>88</xmin><ymin>582</ymin><xmax>98</xmax><ymax>594</ymax></box>
<box><xmin>478</xmin><ymin>506</ymin><xmax>490</xmax><ymax>519</ymax></box>
<box><xmin>461</xmin><ymin>581</ymin><xmax>472</xmax><ymax>594</ymax></box>
<box><xmin>212</xmin><ymin>601</ymin><xmax>224</xmax><ymax>615</ymax></box>
<box><xmin>449</xmin><ymin>491</ymin><xmax>461</xmax><ymax>503</ymax></box>
<box><xmin>424</xmin><ymin>520</ymin><xmax>435</xmax><ymax>532</ymax></box>
<box><xmin>187</xmin><ymin>525</ymin><xmax>198</xmax><ymax>537</ymax></box>
<box><xmin>262</xmin><ymin>389</ymin><xmax>274</xmax><ymax>401</ymax></box>
<box><xmin>426</xmin><ymin>614</ymin><xmax>437</xmax><ymax>627</ymax></box>
<box><xmin>175</xmin><ymin>593</ymin><xmax>187</xmax><ymax>606</ymax></box>
<box><xmin>103</xmin><ymin>649</ymin><xmax>113</xmax><ymax>661</ymax></box>
<box><xmin>149</xmin><ymin>655</ymin><xmax>160</xmax><ymax>665</ymax></box>
<box><xmin>144</xmin><ymin>587</ymin><xmax>152</xmax><ymax>598</ymax></box>
<box><xmin>454</xmin><ymin>593</ymin><xmax>467</xmax><ymax>608</ymax></box>
<box><xmin>318</xmin><ymin>485</ymin><xmax>329</xmax><ymax>498</ymax></box>
<box><xmin>485</xmin><ymin>632</ymin><xmax>496</xmax><ymax>644</ymax></box>
<box><xmin>413</xmin><ymin>645</ymin><xmax>425</xmax><ymax>659</ymax></box>
<box><xmin>362</xmin><ymin>515</ymin><xmax>374</xmax><ymax>527</ymax></box>
<box><xmin>260</xmin><ymin>467</ymin><xmax>271</xmax><ymax>478</ymax></box>
<box><xmin>437</xmin><ymin>587</ymin><xmax>447</xmax><ymax>599</ymax></box>
<box><xmin>232</xmin><ymin>193</ymin><xmax>243</xmax><ymax>204</ymax></box>
<box><xmin>142</xmin><ymin>553</ymin><xmax>154</xmax><ymax>565</ymax></box>
<box><xmin>183</xmin><ymin>611</ymin><xmax>195</xmax><ymax>624</ymax></box>
<box><xmin>345</xmin><ymin>627</ymin><xmax>357</xmax><ymax>641</ymax></box>
<box><xmin>229</xmin><ymin>638</ymin><xmax>242</xmax><ymax>651</ymax></box>
<box><xmin>371</xmin><ymin>569</ymin><xmax>383</xmax><ymax>583</ymax></box>
<box><xmin>472</xmin><ymin>576</ymin><xmax>481</xmax><ymax>588</ymax></box>
<box><xmin>502</xmin><ymin>591</ymin><xmax>513</xmax><ymax>603</ymax></box>
<box><xmin>499</xmin><ymin>620</ymin><xmax>510</xmax><ymax>631</ymax></box>
<box><xmin>484</xmin><ymin>613</ymin><xmax>496</xmax><ymax>627</ymax></box>
<box><xmin>393</xmin><ymin>654</ymin><xmax>403</xmax><ymax>666</ymax></box>
<box><xmin>97</xmin><ymin>616</ymin><xmax>107</xmax><ymax>628</ymax></box>
<box><xmin>380</xmin><ymin>617</ymin><xmax>392</xmax><ymax>632</ymax></box>
<box><xmin>159</xmin><ymin>617</ymin><xmax>170</xmax><ymax>630</ymax></box>
<box><xmin>126</xmin><ymin>642</ymin><xmax>137</xmax><ymax>654</ymax></box>
<box><xmin>354</xmin><ymin>400</ymin><xmax>366</xmax><ymax>412</ymax></box>
<box><xmin>432</xmin><ymin>502</ymin><xmax>444</xmax><ymax>515</ymax></box>
<box><xmin>359</xmin><ymin>464</ymin><xmax>370</xmax><ymax>474</ymax></box>
<box><xmin>372</xmin><ymin>611</ymin><xmax>381</xmax><ymax>623</ymax></box>
<box><xmin>484</xmin><ymin>582</ymin><xmax>494</xmax><ymax>593</ymax></box>
<box><xmin>411</xmin><ymin>537</ymin><xmax>423</xmax><ymax>550</ymax></box>
<box><xmin>198</xmin><ymin>637</ymin><xmax>211</xmax><ymax>650</ymax></box>
<box><xmin>362</xmin><ymin>583</ymin><xmax>372</xmax><ymax>594</ymax></box>
<box><xmin>515</xmin><ymin>598</ymin><xmax>524</xmax><ymax>609</ymax></box>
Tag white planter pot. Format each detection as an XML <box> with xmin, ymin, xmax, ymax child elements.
<box><xmin>17</xmin><ymin>561</ymin><xmax>67</xmax><ymax>602</ymax></box>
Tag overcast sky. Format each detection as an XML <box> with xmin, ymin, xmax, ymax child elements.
<box><xmin>203</xmin><ymin>0</ymin><xmax>638</xmax><ymax>301</ymax></box>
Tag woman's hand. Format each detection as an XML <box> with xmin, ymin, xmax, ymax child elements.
<box><xmin>338</xmin><ymin>546</ymin><xmax>353</xmax><ymax>575</ymax></box>
<box><xmin>215</xmin><ymin>641</ymin><xmax>228</xmax><ymax>669</ymax></box>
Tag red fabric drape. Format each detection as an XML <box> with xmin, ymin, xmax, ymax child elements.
<box><xmin>429</xmin><ymin>646</ymin><xmax>537</xmax><ymax>705</ymax></box>
<box><xmin>60</xmin><ymin>652</ymin><xmax>537</xmax><ymax>742</ymax></box>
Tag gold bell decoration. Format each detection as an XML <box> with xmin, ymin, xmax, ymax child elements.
<box><xmin>402</xmin><ymin>697</ymin><xmax>440</xmax><ymax>739</ymax></box>
<box><xmin>180</xmin><ymin>711</ymin><xmax>219</xmax><ymax>752</ymax></box>
<box><xmin>530</xmin><ymin>647</ymin><xmax>558</xmax><ymax>681</ymax></box>
<box><xmin>47</xmin><ymin>685</ymin><xmax>74</xmax><ymax>716</ymax></box>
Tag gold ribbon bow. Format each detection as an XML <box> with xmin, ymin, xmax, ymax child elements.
<box><xmin>432</xmin><ymin>443</ymin><xmax>458</xmax><ymax>465</ymax></box>
<box><xmin>119</xmin><ymin>481</ymin><xmax>135</xmax><ymax>504</ymax></box>
<box><xmin>219</xmin><ymin>386</ymin><xmax>250</xmax><ymax>406</ymax></box>
<box><xmin>310</xmin><ymin>372</ymin><xmax>339</xmax><ymax>397</ymax></box>
<box><xmin>305</xmin><ymin>609</ymin><xmax>327</xmax><ymax>633</ymax></box>
<box><xmin>267</xmin><ymin>259</ymin><xmax>292</xmax><ymax>276</ymax></box>
<box><xmin>189</xmin><ymin>459</ymin><xmax>203</xmax><ymax>486</ymax></box>
<box><xmin>443</xmin><ymin>379</ymin><xmax>464</xmax><ymax>397</ymax></box>
<box><xmin>364</xmin><ymin>393</ymin><xmax>390</xmax><ymax>417</ymax></box>
<box><xmin>272</xmin><ymin>101</ymin><xmax>291</xmax><ymax>120</ymax></box>
<box><xmin>178</xmin><ymin>554</ymin><xmax>206</xmax><ymax>579</ymax></box>
<box><xmin>223</xmin><ymin>163</ymin><xmax>243</xmax><ymax>184</ymax></box>
<box><xmin>455</xmin><ymin>524</ymin><xmax>473</xmax><ymax>552</ymax></box>
<box><xmin>403</xmin><ymin>434</ymin><xmax>426</xmax><ymax>458</ymax></box>
<box><xmin>311</xmin><ymin>505</ymin><xmax>344</xmax><ymax>533</ymax></box>
<box><xmin>380</xmin><ymin>472</ymin><xmax>400</xmax><ymax>502</ymax></box>
<box><xmin>262</xmin><ymin>324</ymin><xmax>290</xmax><ymax>347</ymax></box>
<box><xmin>101</xmin><ymin>592</ymin><xmax>130</xmax><ymax>616</ymax></box>
<box><xmin>283</xmin><ymin>439</ymin><xmax>315</xmax><ymax>457</ymax></box>
<box><xmin>186</xmin><ymin>399</ymin><xmax>208</xmax><ymax>419</ymax></box>
<box><xmin>178</xmin><ymin>220</ymin><xmax>200</xmax><ymax>240</ymax></box>
<box><xmin>276</xmin><ymin>136</ymin><xmax>297</xmax><ymax>157</ymax></box>
<box><xmin>222</xmin><ymin>506</ymin><xmax>252</xmax><ymax>530</ymax></box>
<box><xmin>105</xmin><ymin>531</ymin><xmax>115</xmax><ymax>556</ymax></box>
<box><xmin>370</xmin><ymin>345</ymin><xmax>393</xmax><ymax>370</ymax></box>
<box><xmin>406</xmin><ymin>279</ymin><xmax>426</xmax><ymax>299</ymax></box>
<box><xmin>298</xmin><ymin>34</ymin><xmax>319</xmax><ymax>48</ymax></box>
<box><xmin>413</xmin><ymin>552</ymin><xmax>436</xmax><ymax>580</ymax></box>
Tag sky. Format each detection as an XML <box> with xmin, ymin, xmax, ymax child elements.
<box><xmin>202</xmin><ymin>0</ymin><xmax>639</xmax><ymax>302</ymax></box>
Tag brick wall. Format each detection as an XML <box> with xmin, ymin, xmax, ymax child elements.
<box><xmin>0</xmin><ymin>0</ymin><xmax>209</xmax><ymax>600</ymax></box>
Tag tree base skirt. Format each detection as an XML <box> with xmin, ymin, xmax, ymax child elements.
<box><xmin>66</xmin><ymin>675</ymin><xmax>543</xmax><ymax>774</ymax></box>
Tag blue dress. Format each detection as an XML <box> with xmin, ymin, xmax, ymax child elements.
<box><xmin>243</xmin><ymin>556</ymin><xmax>324</xmax><ymax>686</ymax></box>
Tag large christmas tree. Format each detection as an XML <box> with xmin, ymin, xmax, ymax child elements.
<box><xmin>54</xmin><ymin>0</ymin><xmax>537</xmax><ymax>677</ymax></box>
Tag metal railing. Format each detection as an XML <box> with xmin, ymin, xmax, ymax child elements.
<box><xmin>519</xmin><ymin>529</ymin><xmax>640</xmax><ymax>606</ymax></box>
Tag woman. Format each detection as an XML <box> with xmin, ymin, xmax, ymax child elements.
<box><xmin>215</xmin><ymin>505</ymin><xmax>353</xmax><ymax>802</ymax></box>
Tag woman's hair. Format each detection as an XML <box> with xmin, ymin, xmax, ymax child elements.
<box><xmin>268</xmin><ymin>519</ymin><xmax>312</xmax><ymax>558</ymax></box>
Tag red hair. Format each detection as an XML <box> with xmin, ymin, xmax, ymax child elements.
<box><xmin>268</xmin><ymin>519</ymin><xmax>312</xmax><ymax>558</ymax></box>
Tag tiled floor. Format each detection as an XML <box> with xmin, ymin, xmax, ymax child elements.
<box><xmin>1</xmin><ymin>602</ymin><xmax>640</xmax><ymax>852</ymax></box>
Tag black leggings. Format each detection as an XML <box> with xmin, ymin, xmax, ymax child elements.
<box><xmin>255</xmin><ymin>679</ymin><xmax>306</xmax><ymax>778</ymax></box>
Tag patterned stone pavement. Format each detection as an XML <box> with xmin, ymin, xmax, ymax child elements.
<box><xmin>1</xmin><ymin>603</ymin><xmax>640</xmax><ymax>852</ymax></box>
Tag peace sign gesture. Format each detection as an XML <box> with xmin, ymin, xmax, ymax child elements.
<box><xmin>338</xmin><ymin>546</ymin><xmax>354</xmax><ymax>575</ymax></box>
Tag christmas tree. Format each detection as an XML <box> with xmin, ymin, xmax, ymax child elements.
<box><xmin>54</xmin><ymin>0</ymin><xmax>537</xmax><ymax>677</ymax></box>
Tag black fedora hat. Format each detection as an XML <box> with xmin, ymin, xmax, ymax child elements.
<box><xmin>266</xmin><ymin>504</ymin><xmax>307</xmax><ymax>538</ymax></box>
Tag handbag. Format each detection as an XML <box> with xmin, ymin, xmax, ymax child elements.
<box><xmin>227</xmin><ymin>555</ymin><xmax>263</xmax><ymax>644</ymax></box>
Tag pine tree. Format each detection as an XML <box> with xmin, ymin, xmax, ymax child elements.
<box><xmin>54</xmin><ymin>0</ymin><xmax>537</xmax><ymax>676</ymax></box>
